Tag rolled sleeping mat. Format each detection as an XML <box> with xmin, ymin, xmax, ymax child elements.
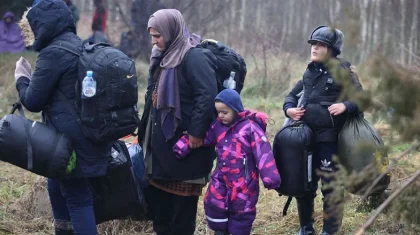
<box><xmin>0</xmin><ymin>103</ymin><xmax>75</xmax><ymax>179</ymax></box>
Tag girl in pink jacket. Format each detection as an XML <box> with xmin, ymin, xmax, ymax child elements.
<box><xmin>174</xmin><ymin>89</ymin><xmax>281</xmax><ymax>235</ymax></box>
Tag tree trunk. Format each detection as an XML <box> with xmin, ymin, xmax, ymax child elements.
<box><xmin>360</xmin><ymin>0</ymin><xmax>369</xmax><ymax>61</ymax></box>
<box><xmin>366</xmin><ymin>0</ymin><xmax>376</xmax><ymax>56</ymax></box>
<box><xmin>373</xmin><ymin>0</ymin><xmax>381</xmax><ymax>51</ymax></box>
<box><xmin>400</xmin><ymin>0</ymin><xmax>406</xmax><ymax>64</ymax></box>
<box><xmin>408</xmin><ymin>0</ymin><xmax>419</xmax><ymax>64</ymax></box>
<box><xmin>302</xmin><ymin>0</ymin><xmax>311</xmax><ymax>42</ymax></box>
<box><xmin>239</xmin><ymin>0</ymin><xmax>247</xmax><ymax>31</ymax></box>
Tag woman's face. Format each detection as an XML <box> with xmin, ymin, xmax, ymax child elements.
<box><xmin>311</xmin><ymin>42</ymin><xmax>329</xmax><ymax>62</ymax></box>
<box><xmin>149</xmin><ymin>27</ymin><xmax>166</xmax><ymax>51</ymax></box>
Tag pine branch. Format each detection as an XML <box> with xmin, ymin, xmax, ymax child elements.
<box><xmin>361</xmin><ymin>143</ymin><xmax>419</xmax><ymax>200</ymax></box>
<box><xmin>354</xmin><ymin>168</ymin><xmax>420</xmax><ymax>235</ymax></box>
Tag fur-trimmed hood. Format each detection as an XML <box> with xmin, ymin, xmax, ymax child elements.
<box><xmin>18</xmin><ymin>0</ymin><xmax>76</xmax><ymax>51</ymax></box>
<box><xmin>19</xmin><ymin>8</ymin><xmax>34</xmax><ymax>47</ymax></box>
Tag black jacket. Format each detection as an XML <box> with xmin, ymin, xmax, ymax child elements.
<box><xmin>139</xmin><ymin>47</ymin><xmax>218</xmax><ymax>181</ymax></box>
<box><xmin>284</xmin><ymin>59</ymin><xmax>363</xmax><ymax>142</ymax></box>
<box><xmin>16</xmin><ymin>0</ymin><xmax>111</xmax><ymax>178</ymax></box>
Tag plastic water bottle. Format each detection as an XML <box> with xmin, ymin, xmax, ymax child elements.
<box><xmin>223</xmin><ymin>71</ymin><xmax>236</xmax><ymax>90</ymax></box>
<box><xmin>82</xmin><ymin>71</ymin><xmax>96</xmax><ymax>98</ymax></box>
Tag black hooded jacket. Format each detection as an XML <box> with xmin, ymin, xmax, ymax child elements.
<box><xmin>16</xmin><ymin>0</ymin><xmax>111</xmax><ymax>178</ymax></box>
<box><xmin>283</xmin><ymin>59</ymin><xmax>363</xmax><ymax>142</ymax></box>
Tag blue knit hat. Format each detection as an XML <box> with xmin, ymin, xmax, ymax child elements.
<box><xmin>215</xmin><ymin>89</ymin><xmax>244</xmax><ymax>113</ymax></box>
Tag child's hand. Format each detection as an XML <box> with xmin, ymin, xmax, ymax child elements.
<box><xmin>286</xmin><ymin>107</ymin><xmax>305</xmax><ymax>121</ymax></box>
<box><xmin>189</xmin><ymin>135</ymin><xmax>203</xmax><ymax>149</ymax></box>
<box><xmin>328</xmin><ymin>103</ymin><xmax>347</xmax><ymax>116</ymax></box>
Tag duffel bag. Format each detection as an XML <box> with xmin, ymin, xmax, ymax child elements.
<box><xmin>338</xmin><ymin>114</ymin><xmax>390</xmax><ymax>195</ymax></box>
<box><xmin>89</xmin><ymin>140</ymin><xmax>148</xmax><ymax>224</ymax></box>
<box><xmin>0</xmin><ymin>103</ymin><xmax>74</xmax><ymax>179</ymax></box>
<box><xmin>273</xmin><ymin>121</ymin><xmax>314</xmax><ymax>197</ymax></box>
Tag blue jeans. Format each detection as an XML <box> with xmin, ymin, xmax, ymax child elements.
<box><xmin>48</xmin><ymin>178</ymin><xmax>97</xmax><ymax>235</ymax></box>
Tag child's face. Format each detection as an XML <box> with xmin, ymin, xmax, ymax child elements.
<box><xmin>215</xmin><ymin>102</ymin><xmax>236</xmax><ymax>125</ymax></box>
<box><xmin>311</xmin><ymin>42</ymin><xmax>329</xmax><ymax>62</ymax></box>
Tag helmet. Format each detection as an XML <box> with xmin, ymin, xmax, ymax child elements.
<box><xmin>308</xmin><ymin>26</ymin><xmax>344</xmax><ymax>55</ymax></box>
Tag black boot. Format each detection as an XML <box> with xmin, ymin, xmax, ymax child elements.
<box><xmin>214</xmin><ymin>231</ymin><xmax>229</xmax><ymax>235</ymax></box>
<box><xmin>321</xmin><ymin>198</ymin><xmax>344</xmax><ymax>235</ymax></box>
<box><xmin>296</xmin><ymin>196</ymin><xmax>316</xmax><ymax>235</ymax></box>
<box><xmin>55</xmin><ymin>229</ymin><xmax>74</xmax><ymax>235</ymax></box>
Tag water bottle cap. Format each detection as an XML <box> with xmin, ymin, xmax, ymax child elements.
<box><xmin>230</xmin><ymin>71</ymin><xmax>236</xmax><ymax>76</ymax></box>
<box><xmin>86</xmin><ymin>71</ymin><xmax>93</xmax><ymax>77</ymax></box>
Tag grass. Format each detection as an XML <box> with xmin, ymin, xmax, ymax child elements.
<box><xmin>0</xmin><ymin>49</ymin><xmax>419</xmax><ymax>234</ymax></box>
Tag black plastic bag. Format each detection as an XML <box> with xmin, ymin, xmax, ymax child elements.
<box><xmin>89</xmin><ymin>140</ymin><xmax>148</xmax><ymax>224</ymax></box>
<box><xmin>273</xmin><ymin>121</ymin><xmax>314</xmax><ymax>197</ymax></box>
<box><xmin>0</xmin><ymin>103</ymin><xmax>73</xmax><ymax>179</ymax></box>
<box><xmin>338</xmin><ymin>115</ymin><xmax>390</xmax><ymax>195</ymax></box>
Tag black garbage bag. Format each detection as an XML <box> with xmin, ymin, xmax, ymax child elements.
<box><xmin>89</xmin><ymin>140</ymin><xmax>148</xmax><ymax>224</ymax></box>
<box><xmin>273</xmin><ymin>121</ymin><xmax>314</xmax><ymax>197</ymax></box>
<box><xmin>338</xmin><ymin>115</ymin><xmax>390</xmax><ymax>195</ymax></box>
<box><xmin>0</xmin><ymin>103</ymin><xmax>74</xmax><ymax>179</ymax></box>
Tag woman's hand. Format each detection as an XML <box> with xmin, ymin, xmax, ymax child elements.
<box><xmin>188</xmin><ymin>135</ymin><xmax>203</xmax><ymax>149</ymax></box>
<box><xmin>286</xmin><ymin>108</ymin><xmax>305</xmax><ymax>121</ymax></box>
<box><xmin>328</xmin><ymin>103</ymin><xmax>347</xmax><ymax>116</ymax></box>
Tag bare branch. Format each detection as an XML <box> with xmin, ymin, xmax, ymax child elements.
<box><xmin>354</xmin><ymin>168</ymin><xmax>420</xmax><ymax>235</ymax></box>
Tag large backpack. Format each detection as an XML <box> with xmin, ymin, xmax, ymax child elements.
<box><xmin>49</xmin><ymin>41</ymin><xmax>140</xmax><ymax>142</ymax></box>
<box><xmin>194</xmin><ymin>39</ymin><xmax>247</xmax><ymax>94</ymax></box>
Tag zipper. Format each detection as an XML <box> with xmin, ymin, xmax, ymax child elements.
<box><xmin>243</xmin><ymin>157</ymin><xmax>249</xmax><ymax>180</ymax></box>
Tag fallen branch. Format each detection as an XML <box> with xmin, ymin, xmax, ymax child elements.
<box><xmin>361</xmin><ymin>143</ymin><xmax>419</xmax><ymax>200</ymax></box>
<box><xmin>354</xmin><ymin>168</ymin><xmax>420</xmax><ymax>235</ymax></box>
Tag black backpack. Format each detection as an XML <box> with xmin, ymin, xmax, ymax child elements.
<box><xmin>49</xmin><ymin>41</ymin><xmax>140</xmax><ymax>143</ymax></box>
<box><xmin>273</xmin><ymin>121</ymin><xmax>314</xmax><ymax>197</ymax></box>
<box><xmin>196</xmin><ymin>39</ymin><xmax>247</xmax><ymax>94</ymax></box>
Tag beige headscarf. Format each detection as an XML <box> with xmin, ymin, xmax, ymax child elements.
<box><xmin>148</xmin><ymin>9</ymin><xmax>198</xmax><ymax>69</ymax></box>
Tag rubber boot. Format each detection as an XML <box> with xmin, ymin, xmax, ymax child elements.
<box><xmin>321</xmin><ymin>198</ymin><xmax>344</xmax><ymax>235</ymax></box>
<box><xmin>55</xmin><ymin>229</ymin><xmax>74</xmax><ymax>235</ymax></box>
<box><xmin>296</xmin><ymin>196</ymin><xmax>316</xmax><ymax>235</ymax></box>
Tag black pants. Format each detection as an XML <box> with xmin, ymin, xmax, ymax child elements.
<box><xmin>311</xmin><ymin>142</ymin><xmax>340</xmax><ymax>196</ymax></box>
<box><xmin>310</xmin><ymin>142</ymin><xmax>344</xmax><ymax>234</ymax></box>
<box><xmin>144</xmin><ymin>184</ymin><xmax>199</xmax><ymax>235</ymax></box>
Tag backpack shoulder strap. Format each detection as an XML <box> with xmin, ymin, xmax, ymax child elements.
<box><xmin>56</xmin><ymin>90</ymin><xmax>82</xmax><ymax>126</ymax></box>
<box><xmin>48</xmin><ymin>40</ymin><xmax>81</xmax><ymax>57</ymax></box>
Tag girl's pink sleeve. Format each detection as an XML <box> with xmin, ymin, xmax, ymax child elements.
<box><xmin>173</xmin><ymin>124</ymin><xmax>216</xmax><ymax>159</ymax></box>
<box><xmin>250</xmin><ymin>122</ymin><xmax>281</xmax><ymax>189</ymax></box>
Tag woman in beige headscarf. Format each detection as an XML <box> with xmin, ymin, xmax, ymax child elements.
<box><xmin>138</xmin><ymin>9</ymin><xmax>218</xmax><ymax>235</ymax></box>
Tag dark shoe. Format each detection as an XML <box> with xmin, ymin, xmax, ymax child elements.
<box><xmin>55</xmin><ymin>229</ymin><xmax>74</xmax><ymax>235</ymax></box>
<box><xmin>322</xmin><ymin>197</ymin><xmax>344</xmax><ymax>235</ymax></box>
<box><xmin>214</xmin><ymin>231</ymin><xmax>229</xmax><ymax>235</ymax></box>
<box><xmin>296</xmin><ymin>196</ymin><xmax>316</xmax><ymax>235</ymax></box>
<box><xmin>298</xmin><ymin>225</ymin><xmax>316</xmax><ymax>235</ymax></box>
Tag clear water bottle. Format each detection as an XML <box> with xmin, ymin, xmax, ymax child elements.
<box><xmin>82</xmin><ymin>71</ymin><xmax>96</xmax><ymax>98</ymax></box>
<box><xmin>223</xmin><ymin>71</ymin><xmax>236</xmax><ymax>90</ymax></box>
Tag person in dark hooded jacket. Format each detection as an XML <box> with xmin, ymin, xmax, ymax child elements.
<box><xmin>14</xmin><ymin>0</ymin><xmax>111</xmax><ymax>234</ymax></box>
<box><xmin>283</xmin><ymin>26</ymin><xmax>363</xmax><ymax>235</ymax></box>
